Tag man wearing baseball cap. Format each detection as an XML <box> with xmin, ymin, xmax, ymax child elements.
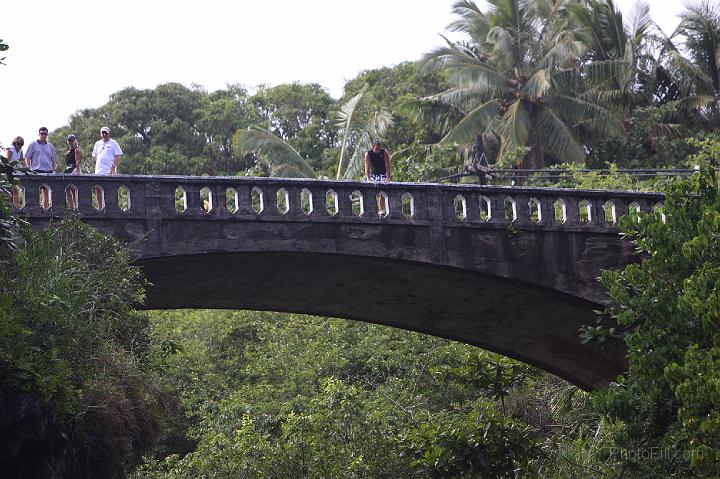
<box><xmin>92</xmin><ymin>127</ymin><xmax>123</xmax><ymax>175</ymax></box>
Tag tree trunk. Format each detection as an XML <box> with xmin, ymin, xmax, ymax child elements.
<box><xmin>536</xmin><ymin>142</ymin><xmax>545</xmax><ymax>169</ymax></box>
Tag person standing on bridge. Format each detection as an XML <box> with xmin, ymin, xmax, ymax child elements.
<box><xmin>6</xmin><ymin>136</ymin><xmax>25</xmax><ymax>208</ymax></box>
<box><xmin>364</xmin><ymin>140</ymin><xmax>391</xmax><ymax>214</ymax></box>
<box><xmin>5</xmin><ymin>136</ymin><xmax>25</xmax><ymax>166</ymax></box>
<box><xmin>25</xmin><ymin>127</ymin><xmax>57</xmax><ymax>209</ymax></box>
<box><xmin>25</xmin><ymin>127</ymin><xmax>57</xmax><ymax>173</ymax></box>
<box><xmin>364</xmin><ymin>139</ymin><xmax>391</xmax><ymax>183</ymax></box>
<box><xmin>92</xmin><ymin>127</ymin><xmax>123</xmax><ymax>210</ymax></box>
<box><xmin>64</xmin><ymin>134</ymin><xmax>82</xmax><ymax>175</ymax></box>
<box><xmin>64</xmin><ymin>134</ymin><xmax>82</xmax><ymax>209</ymax></box>
<box><xmin>92</xmin><ymin>127</ymin><xmax>122</xmax><ymax>175</ymax></box>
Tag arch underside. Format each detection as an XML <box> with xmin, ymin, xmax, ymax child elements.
<box><xmin>138</xmin><ymin>251</ymin><xmax>625</xmax><ymax>390</ymax></box>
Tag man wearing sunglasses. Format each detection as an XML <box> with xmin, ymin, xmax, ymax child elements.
<box><xmin>25</xmin><ymin>127</ymin><xmax>57</xmax><ymax>173</ymax></box>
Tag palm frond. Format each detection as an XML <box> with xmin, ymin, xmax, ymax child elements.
<box><xmin>427</xmin><ymin>85</ymin><xmax>494</xmax><ymax>111</ymax></box>
<box><xmin>336</xmin><ymin>84</ymin><xmax>369</xmax><ymax>179</ymax></box>
<box><xmin>421</xmin><ymin>35</ymin><xmax>484</xmax><ymax>74</ymax></box>
<box><xmin>448</xmin><ymin>0</ymin><xmax>491</xmax><ymax>40</ymax></box>
<box><xmin>535</xmin><ymin>106</ymin><xmax>585</xmax><ymax>164</ymax></box>
<box><xmin>670</xmin><ymin>94</ymin><xmax>715</xmax><ymax>111</ymax></box>
<box><xmin>651</xmin><ymin>122</ymin><xmax>689</xmax><ymax>139</ymax></box>
<box><xmin>550</xmin><ymin>93</ymin><xmax>623</xmax><ymax>136</ymax></box>
<box><xmin>234</xmin><ymin>126</ymin><xmax>316</xmax><ymax>178</ymax></box>
<box><xmin>440</xmin><ymin>99</ymin><xmax>501</xmax><ymax>145</ymax></box>
<box><xmin>487</xmin><ymin>25</ymin><xmax>516</xmax><ymax>70</ymax></box>
<box><xmin>398</xmin><ymin>97</ymin><xmax>466</xmax><ymax>136</ymax></box>
<box><xmin>523</xmin><ymin>68</ymin><xmax>552</xmax><ymax>99</ymax></box>
<box><xmin>664</xmin><ymin>48</ymin><xmax>715</xmax><ymax>95</ymax></box>
<box><xmin>538</xmin><ymin>36</ymin><xmax>586</xmax><ymax>69</ymax></box>
<box><xmin>552</xmin><ymin>60</ymin><xmax>626</xmax><ymax>92</ymax></box>
<box><xmin>499</xmin><ymin>100</ymin><xmax>530</xmax><ymax>152</ymax></box>
<box><xmin>673</xmin><ymin>3</ymin><xmax>720</xmax><ymax>93</ymax></box>
<box><xmin>628</xmin><ymin>1</ymin><xmax>652</xmax><ymax>41</ymax></box>
<box><xmin>451</xmin><ymin>63</ymin><xmax>513</xmax><ymax>97</ymax></box>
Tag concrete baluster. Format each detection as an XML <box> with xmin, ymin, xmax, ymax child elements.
<box><xmin>334</xmin><ymin>187</ymin><xmax>352</xmax><ymax>218</ymax></box>
<box><xmin>363</xmin><ymin>186</ymin><xmax>378</xmax><ymax>218</ymax></box>
<box><xmin>564</xmin><ymin>196</ymin><xmax>580</xmax><ymax>226</ymax></box>
<box><xmin>539</xmin><ymin>195</ymin><xmax>554</xmax><ymax>225</ymax></box>
<box><xmin>513</xmin><ymin>193</ymin><xmax>530</xmax><ymax>225</ymax></box>
<box><xmin>285</xmin><ymin>186</ymin><xmax>303</xmax><ymax>216</ymax></box>
<box><xmin>489</xmin><ymin>193</ymin><xmax>506</xmax><ymax>224</ymax></box>
<box><xmin>387</xmin><ymin>190</ymin><xmax>404</xmax><ymax>220</ymax></box>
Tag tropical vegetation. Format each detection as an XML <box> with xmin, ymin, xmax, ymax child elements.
<box><xmin>2</xmin><ymin>1</ymin><xmax>720</xmax><ymax>478</ymax></box>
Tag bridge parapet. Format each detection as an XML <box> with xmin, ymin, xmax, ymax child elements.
<box><xmin>12</xmin><ymin>174</ymin><xmax>663</xmax><ymax>229</ymax></box>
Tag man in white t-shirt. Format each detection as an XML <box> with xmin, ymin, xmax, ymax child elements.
<box><xmin>92</xmin><ymin>126</ymin><xmax>123</xmax><ymax>209</ymax></box>
<box><xmin>92</xmin><ymin>126</ymin><xmax>123</xmax><ymax>175</ymax></box>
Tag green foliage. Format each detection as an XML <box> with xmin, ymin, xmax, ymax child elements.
<box><xmin>586</xmin><ymin>105</ymin><xmax>700</xmax><ymax>170</ymax></box>
<box><xmin>251</xmin><ymin>82</ymin><xmax>334</xmax><ymax>162</ymax></box>
<box><xmin>132</xmin><ymin>310</ymin><xmax>538</xmax><ymax>478</ymax></box>
<box><xmin>232</xmin><ymin>126</ymin><xmax>317</xmax><ymax>178</ymax></box>
<box><xmin>0</xmin><ymin>151</ymin><xmax>27</xmax><ymax>251</ymax></box>
<box><xmin>0</xmin><ymin>216</ymin><xmax>160</xmax><ymax>477</ymax></box>
<box><xmin>391</xmin><ymin>143</ymin><xmax>460</xmax><ymax>182</ymax></box>
<box><xmin>412</xmin><ymin>0</ymin><xmax>623</xmax><ymax>170</ymax></box>
<box><xmin>406</xmin><ymin>399</ymin><xmax>539</xmax><ymax>478</ymax></box>
<box><xmin>589</xmin><ymin>139</ymin><xmax>720</xmax><ymax>477</ymax></box>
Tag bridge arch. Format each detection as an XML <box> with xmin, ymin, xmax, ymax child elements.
<box><xmin>16</xmin><ymin>174</ymin><xmax>663</xmax><ymax>390</ymax></box>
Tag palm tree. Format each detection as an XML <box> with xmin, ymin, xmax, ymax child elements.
<box><xmin>234</xmin><ymin>84</ymin><xmax>393</xmax><ymax>179</ymax></box>
<box><xmin>406</xmin><ymin>0</ymin><xmax>622</xmax><ymax>170</ymax></box>
<box><xmin>568</xmin><ymin>0</ymin><xmax>655</xmax><ymax>107</ymax></box>
<box><xmin>664</xmin><ymin>1</ymin><xmax>720</xmax><ymax>129</ymax></box>
<box><xmin>232</xmin><ymin>126</ymin><xmax>317</xmax><ymax>178</ymax></box>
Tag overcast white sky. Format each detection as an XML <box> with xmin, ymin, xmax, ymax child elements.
<box><xmin>2</xmin><ymin>0</ymin><xmax>686</xmax><ymax>148</ymax></box>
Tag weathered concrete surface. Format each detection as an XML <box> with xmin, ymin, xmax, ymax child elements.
<box><xmin>16</xmin><ymin>174</ymin><xmax>664</xmax><ymax>390</ymax></box>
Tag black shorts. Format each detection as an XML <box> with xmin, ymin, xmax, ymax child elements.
<box><xmin>65</xmin><ymin>166</ymin><xmax>76</xmax><ymax>174</ymax></box>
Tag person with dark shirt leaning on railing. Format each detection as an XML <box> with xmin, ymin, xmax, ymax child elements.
<box><xmin>364</xmin><ymin>139</ymin><xmax>391</xmax><ymax>215</ymax></box>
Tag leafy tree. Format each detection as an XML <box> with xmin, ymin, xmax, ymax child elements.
<box><xmin>0</xmin><ymin>214</ymin><xmax>162</xmax><ymax>478</ymax></box>
<box><xmin>666</xmin><ymin>1</ymin><xmax>720</xmax><ymax>129</ymax></box>
<box><xmin>250</xmin><ymin>83</ymin><xmax>335</xmax><ymax>169</ymax></box>
<box><xmin>133</xmin><ymin>310</ymin><xmax>539</xmax><ymax>478</ymax></box>
<box><xmin>588</xmin><ymin>137</ymin><xmax>720</xmax><ymax>477</ymax></box>
<box><xmin>406</xmin><ymin>399</ymin><xmax>539</xmax><ymax>478</ymax></box>
<box><xmin>197</xmin><ymin>85</ymin><xmax>261</xmax><ymax>174</ymax></box>
<box><xmin>234</xmin><ymin>83</ymin><xmax>394</xmax><ymax>179</ymax></box>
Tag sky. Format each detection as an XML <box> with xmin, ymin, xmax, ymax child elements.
<box><xmin>1</xmin><ymin>0</ymin><xmax>687</xmax><ymax>149</ymax></box>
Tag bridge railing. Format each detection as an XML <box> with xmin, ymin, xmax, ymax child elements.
<box><xmin>10</xmin><ymin>174</ymin><xmax>665</xmax><ymax>228</ymax></box>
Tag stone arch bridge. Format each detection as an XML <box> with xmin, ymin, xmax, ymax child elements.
<box><xmin>13</xmin><ymin>174</ymin><xmax>663</xmax><ymax>390</ymax></box>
